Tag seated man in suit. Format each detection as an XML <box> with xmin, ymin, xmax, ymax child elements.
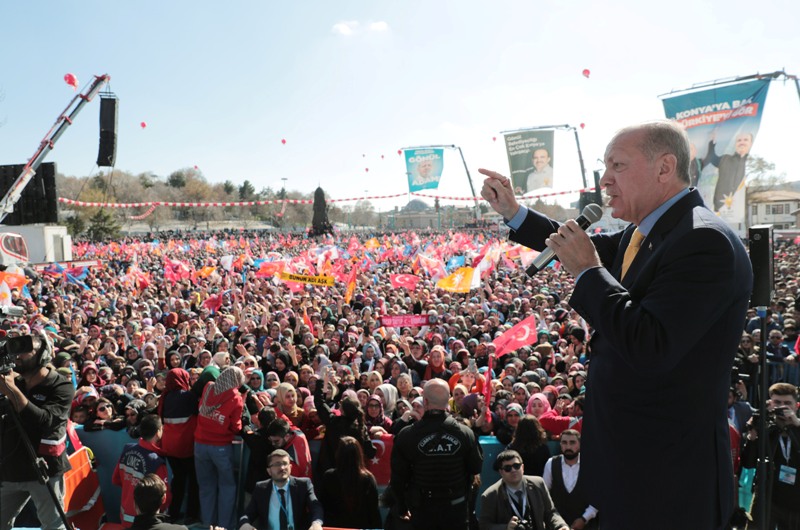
<box><xmin>479</xmin><ymin>450</ymin><xmax>568</xmax><ymax>530</ymax></box>
<box><xmin>238</xmin><ymin>449</ymin><xmax>323</xmax><ymax>530</ymax></box>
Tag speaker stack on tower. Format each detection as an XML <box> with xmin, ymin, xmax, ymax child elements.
<box><xmin>97</xmin><ymin>95</ymin><xmax>118</xmax><ymax>167</ymax></box>
<box><xmin>0</xmin><ymin>163</ymin><xmax>59</xmax><ymax>225</ymax></box>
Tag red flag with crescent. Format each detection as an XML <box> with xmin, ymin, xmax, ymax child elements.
<box><xmin>390</xmin><ymin>274</ymin><xmax>420</xmax><ymax>290</ymax></box>
<box><xmin>492</xmin><ymin>314</ymin><xmax>538</xmax><ymax>357</ymax></box>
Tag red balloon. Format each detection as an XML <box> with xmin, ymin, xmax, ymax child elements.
<box><xmin>365</xmin><ymin>168</ymin><xmax>369</xmax><ymax>172</ymax></box>
<box><xmin>582</xmin><ymin>68</ymin><xmax>591</xmax><ymax>78</ymax></box>
<box><xmin>381</xmin><ymin>155</ymin><xmax>385</xmax><ymax>159</ymax></box>
<box><xmin>492</xmin><ymin>137</ymin><xmax>496</xmax><ymax>142</ymax></box>
<box><xmin>193</xmin><ymin>165</ymin><xmax>199</xmax><ymax>170</ymax></box>
<box><xmin>580</xmin><ymin>123</ymin><xmax>585</xmax><ymax>129</ymax></box>
<box><xmin>63</xmin><ymin>73</ymin><xmax>78</xmax><ymax>90</ymax></box>
<box><xmin>281</xmin><ymin>139</ymin><xmax>287</xmax><ymax>145</ymax></box>
<box><xmin>397</xmin><ymin>149</ymin><xmax>402</xmax><ymax>156</ymax></box>
<box><xmin>140</xmin><ymin>121</ymin><xmax>147</xmax><ymax>129</ymax></box>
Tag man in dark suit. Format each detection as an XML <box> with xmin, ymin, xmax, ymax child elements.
<box><xmin>479</xmin><ymin>450</ymin><xmax>568</xmax><ymax>530</ymax></box>
<box><xmin>238</xmin><ymin>449</ymin><xmax>323</xmax><ymax>530</ymax></box>
<box><xmin>480</xmin><ymin>120</ymin><xmax>753</xmax><ymax>530</ymax></box>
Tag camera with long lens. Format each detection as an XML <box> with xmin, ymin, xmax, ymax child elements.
<box><xmin>0</xmin><ymin>335</ymin><xmax>34</xmax><ymax>376</ymax></box>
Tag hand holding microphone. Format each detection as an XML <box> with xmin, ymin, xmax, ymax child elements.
<box><xmin>527</xmin><ymin>204</ymin><xmax>603</xmax><ymax>277</ymax></box>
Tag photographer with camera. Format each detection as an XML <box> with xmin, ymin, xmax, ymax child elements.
<box><xmin>742</xmin><ymin>383</ymin><xmax>800</xmax><ymax>528</ymax></box>
<box><xmin>0</xmin><ymin>330</ymin><xmax>75</xmax><ymax>530</ymax></box>
<box><xmin>479</xmin><ymin>450</ymin><xmax>568</xmax><ymax>530</ymax></box>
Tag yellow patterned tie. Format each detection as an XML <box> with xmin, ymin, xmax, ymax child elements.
<box><xmin>621</xmin><ymin>228</ymin><xmax>645</xmax><ymax>280</ymax></box>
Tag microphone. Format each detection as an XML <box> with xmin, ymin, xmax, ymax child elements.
<box><xmin>525</xmin><ymin>203</ymin><xmax>603</xmax><ymax>276</ymax></box>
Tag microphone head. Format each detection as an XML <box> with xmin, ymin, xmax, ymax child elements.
<box><xmin>581</xmin><ymin>203</ymin><xmax>603</xmax><ymax>224</ymax></box>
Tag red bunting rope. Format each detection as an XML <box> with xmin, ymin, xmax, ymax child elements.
<box><xmin>128</xmin><ymin>205</ymin><xmax>157</xmax><ymax>220</ymax></box>
<box><xmin>58</xmin><ymin>187</ymin><xmax>597</xmax><ymax>209</ymax></box>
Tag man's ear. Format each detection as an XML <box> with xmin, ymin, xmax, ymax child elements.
<box><xmin>657</xmin><ymin>153</ymin><xmax>678</xmax><ymax>183</ymax></box>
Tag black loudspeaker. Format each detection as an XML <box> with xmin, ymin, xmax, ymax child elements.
<box><xmin>578</xmin><ymin>192</ymin><xmax>595</xmax><ymax>212</ymax></box>
<box><xmin>0</xmin><ymin>163</ymin><xmax>58</xmax><ymax>225</ymax></box>
<box><xmin>749</xmin><ymin>225</ymin><xmax>774</xmax><ymax>307</ymax></box>
<box><xmin>97</xmin><ymin>96</ymin><xmax>118</xmax><ymax>167</ymax></box>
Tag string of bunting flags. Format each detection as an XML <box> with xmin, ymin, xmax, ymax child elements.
<box><xmin>58</xmin><ymin>186</ymin><xmax>597</xmax><ymax>209</ymax></box>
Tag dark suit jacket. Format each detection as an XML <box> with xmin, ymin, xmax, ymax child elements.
<box><xmin>239</xmin><ymin>476</ymin><xmax>323</xmax><ymax>530</ymax></box>
<box><xmin>509</xmin><ymin>189</ymin><xmax>752</xmax><ymax>530</ymax></box>
<box><xmin>479</xmin><ymin>475</ymin><xmax>567</xmax><ymax>530</ymax></box>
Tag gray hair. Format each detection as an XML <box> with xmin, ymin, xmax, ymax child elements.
<box><xmin>616</xmin><ymin>120</ymin><xmax>691</xmax><ymax>185</ymax></box>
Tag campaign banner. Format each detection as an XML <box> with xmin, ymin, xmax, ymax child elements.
<box><xmin>504</xmin><ymin>130</ymin><xmax>555</xmax><ymax>195</ymax></box>
<box><xmin>662</xmin><ymin>79</ymin><xmax>770</xmax><ymax>230</ymax></box>
<box><xmin>379</xmin><ymin>314</ymin><xmax>436</xmax><ymax>327</ymax></box>
<box><xmin>405</xmin><ymin>148</ymin><xmax>444</xmax><ymax>192</ymax></box>
<box><xmin>278</xmin><ymin>272</ymin><xmax>334</xmax><ymax>287</ymax></box>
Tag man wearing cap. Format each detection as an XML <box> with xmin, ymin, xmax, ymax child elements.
<box><xmin>481</xmin><ymin>121</ymin><xmax>752</xmax><ymax>529</ymax></box>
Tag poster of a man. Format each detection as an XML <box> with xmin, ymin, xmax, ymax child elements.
<box><xmin>526</xmin><ymin>148</ymin><xmax>554</xmax><ymax>191</ymax></box>
<box><xmin>703</xmin><ymin>131</ymin><xmax>753</xmax><ymax>210</ymax></box>
<box><xmin>416</xmin><ymin>158</ymin><xmax>435</xmax><ymax>184</ymax></box>
<box><xmin>405</xmin><ymin>148</ymin><xmax>445</xmax><ymax>192</ymax></box>
<box><xmin>503</xmin><ymin>130</ymin><xmax>555</xmax><ymax>195</ymax></box>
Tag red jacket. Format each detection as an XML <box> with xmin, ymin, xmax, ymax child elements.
<box><xmin>538</xmin><ymin>409</ymin><xmax>583</xmax><ymax>438</ymax></box>
<box><xmin>160</xmin><ymin>389</ymin><xmax>198</xmax><ymax>458</ymax></box>
<box><xmin>195</xmin><ymin>384</ymin><xmax>243</xmax><ymax>446</ymax></box>
<box><xmin>112</xmin><ymin>439</ymin><xmax>170</xmax><ymax>527</ymax></box>
<box><xmin>283</xmin><ymin>429</ymin><xmax>313</xmax><ymax>479</ymax></box>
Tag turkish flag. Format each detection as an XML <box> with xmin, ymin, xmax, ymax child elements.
<box><xmin>390</xmin><ymin>274</ymin><xmax>420</xmax><ymax>290</ymax></box>
<box><xmin>366</xmin><ymin>433</ymin><xmax>394</xmax><ymax>487</ymax></box>
<box><xmin>492</xmin><ymin>314</ymin><xmax>538</xmax><ymax>357</ymax></box>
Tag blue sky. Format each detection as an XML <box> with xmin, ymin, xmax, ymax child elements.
<box><xmin>1</xmin><ymin>0</ymin><xmax>799</xmax><ymax>211</ymax></box>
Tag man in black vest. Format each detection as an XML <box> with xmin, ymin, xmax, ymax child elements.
<box><xmin>542</xmin><ymin>430</ymin><xmax>598</xmax><ymax>529</ymax></box>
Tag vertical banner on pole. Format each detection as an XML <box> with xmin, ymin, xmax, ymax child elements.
<box><xmin>503</xmin><ymin>130</ymin><xmax>555</xmax><ymax>195</ymax></box>
<box><xmin>405</xmin><ymin>148</ymin><xmax>444</xmax><ymax>192</ymax></box>
<box><xmin>662</xmin><ymin>79</ymin><xmax>770</xmax><ymax>232</ymax></box>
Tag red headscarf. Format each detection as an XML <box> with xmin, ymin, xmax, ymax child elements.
<box><xmin>158</xmin><ymin>368</ymin><xmax>191</xmax><ymax>416</ymax></box>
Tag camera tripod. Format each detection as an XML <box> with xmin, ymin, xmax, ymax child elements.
<box><xmin>0</xmin><ymin>394</ymin><xmax>74</xmax><ymax>530</ymax></box>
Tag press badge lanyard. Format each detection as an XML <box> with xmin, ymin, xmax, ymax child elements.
<box><xmin>779</xmin><ymin>436</ymin><xmax>791</xmax><ymax>463</ymax></box>
<box><xmin>507</xmin><ymin>487</ymin><xmax>527</xmax><ymax>519</ymax></box>
<box><xmin>274</xmin><ymin>484</ymin><xmax>292</xmax><ymax>530</ymax></box>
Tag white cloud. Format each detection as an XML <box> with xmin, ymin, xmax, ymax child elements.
<box><xmin>368</xmin><ymin>21</ymin><xmax>389</xmax><ymax>32</ymax></box>
<box><xmin>332</xmin><ymin>20</ymin><xmax>359</xmax><ymax>36</ymax></box>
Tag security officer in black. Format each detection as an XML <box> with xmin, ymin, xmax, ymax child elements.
<box><xmin>390</xmin><ymin>378</ymin><xmax>483</xmax><ymax>530</ymax></box>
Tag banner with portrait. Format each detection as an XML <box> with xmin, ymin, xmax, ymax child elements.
<box><xmin>662</xmin><ymin>79</ymin><xmax>770</xmax><ymax>231</ymax></box>
<box><xmin>405</xmin><ymin>148</ymin><xmax>444</xmax><ymax>192</ymax></box>
<box><xmin>503</xmin><ymin>130</ymin><xmax>555</xmax><ymax>195</ymax></box>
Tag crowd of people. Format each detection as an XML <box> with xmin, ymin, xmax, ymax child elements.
<box><xmin>2</xmin><ymin>136</ymin><xmax>800</xmax><ymax>528</ymax></box>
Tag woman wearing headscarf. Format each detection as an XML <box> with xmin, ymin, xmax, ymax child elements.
<box><xmin>364</xmin><ymin>394</ymin><xmax>393</xmax><ymax>437</ymax></box>
<box><xmin>77</xmin><ymin>361</ymin><xmax>106</xmax><ymax>389</ymax></box>
<box><xmin>194</xmin><ymin>366</ymin><xmax>245</xmax><ymax>530</ymax></box>
<box><xmin>246</xmin><ymin>369</ymin><xmax>265</xmax><ymax>392</ymax></box>
<box><xmin>512</xmin><ymin>382</ymin><xmax>531</xmax><ymax>407</ymax></box>
<box><xmin>375</xmin><ymin>383</ymin><xmax>398</xmax><ymax>416</ymax></box>
<box><xmin>158</xmin><ymin>368</ymin><xmax>200</xmax><ymax>523</ymax></box>
<box><xmin>526</xmin><ymin>392</ymin><xmax>552</xmax><ymax>418</ymax></box>
<box><xmin>275</xmin><ymin>382</ymin><xmax>305</xmax><ymax>427</ymax></box>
